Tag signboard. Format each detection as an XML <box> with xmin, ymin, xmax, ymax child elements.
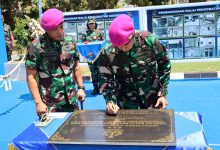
<box><xmin>63</xmin><ymin>2</ymin><xmax>220</xmax><ymax>60</ymax></box>
<box><xmin>64</xmin><ymin>10</ymin><xmax>141</xmax><ymax>42</ymax></box>
<box><xmin>145</xmin><ymin>2</ymin><xmax>220</xmax><ymax>59</ymax></box>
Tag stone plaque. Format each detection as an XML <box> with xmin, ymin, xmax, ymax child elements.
<box><xmin>49</xmin><ymin>109</ymin><xmax>176</xmax><ymax>146</ymax></box>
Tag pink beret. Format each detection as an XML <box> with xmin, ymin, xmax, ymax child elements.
<box><xmin>109</xmin><ymin>14</ymin><xmax>135</xmax><ymax>47</ymax></box>
<box><xmin>40</xmin><ymin>8</ymin><xmax>64</xmax><ymax>31</ymax></box>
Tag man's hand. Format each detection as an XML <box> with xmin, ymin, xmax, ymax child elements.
<box><xmin>35</xmin><ymin>101</ymin><xmax>48</xmax><ymax>116</ymax></box>
<box><xmin>106</xmin><ymin>101</ymin><xmax>119</xmax><ymax>115</ymax></box>
<box><xmin>77</xmin><ymin>89</ymin><xmax>86</xmax><ymax>101</ymax></box>
<box><xmin>84</xmin><ymin>41</ymin><xmax>89</xmax><ymax>44</ymax></box>
<box><xmin>155</xmin><ymin>96</ymin><xmax>168</xmax><ymax>109</ymax></box>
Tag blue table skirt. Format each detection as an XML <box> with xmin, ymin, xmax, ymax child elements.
<box><xmin>10</xmin><ymin>112</ymin><xmax>209</xmax><ymax>150</ymax></box>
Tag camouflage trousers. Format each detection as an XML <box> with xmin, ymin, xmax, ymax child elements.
<box><xmin>49</xmin><ymin>103</ymin><xmax>79</xmax><ymax>112</ymax></box>
<box><xmin>6</xmin><ymin>44</ymin><xmax>13</xmax><ymax>61</ymax></box>
<box><xmin>88</xmin><ymin>59</ymin><xmax>101</xmax><ymax>88</ymax></box>
<box><xmin>117</xmin><ymin>93</ymin><xmax>158</xmax><ymax>109</ymax></box>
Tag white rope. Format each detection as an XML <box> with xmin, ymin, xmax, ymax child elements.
<box><xmin>4</xmin><ymin>79</ymin><xmax>9</xmax><ymax>91</ymax></box>
<box><xmin>10</xmin><ymin>65</ymin><xmax>21</xmax><ymax>81</ymax></box>
<box><xmin>0</xmin><ymin>80</ymin><xmax>5</xmax><ymax>88</ymax></box>
<box><xmin>0</xmin><ymin>54</ymin><xmax>25</xmax><ymax>91</ymax></box>
<box><xmin>5</xmin><ymin>54</ymin><xmax>25</xmax><ymax>78</ymax></box>
<box><xmin>8</xmin><ymin>78</ymin><xmax>12</xmax><ymax>90</ymax></box>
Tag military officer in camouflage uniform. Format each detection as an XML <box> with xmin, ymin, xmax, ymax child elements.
<box><xmin>99</xmin><ymin>14</ymin><xmax>171</xmax><ymax>115</ymax></box>
<box><xmin>82</xmin><ymin>18</ymin><xmax>104</xmax><ymax>95</ymax></box>
<box><xmin>2</xmin><ymin>14</ymin><xmax>15</xmax><ymax>61</ymax></box>
<box><xmin>25</xmin><ymin>8</ymin><xmax>86</xmax><ymax>116</ymax></box>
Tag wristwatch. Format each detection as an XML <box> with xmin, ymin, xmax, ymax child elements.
<box><xmin>158</xmin><ymin>90</ymin><xmax>165</xmax><ymax>97</ymax></box>
<box><xmin>78</xmin><ymin>86</ymin><xmax>85</xmax><ymax>90</ymax></box>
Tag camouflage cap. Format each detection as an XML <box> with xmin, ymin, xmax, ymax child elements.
<box><xmin>88</xmin><ymin>18</ymin><xmax>96</xmax><ymax>24</ymax></box>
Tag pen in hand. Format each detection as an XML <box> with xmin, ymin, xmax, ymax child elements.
<box><xmin>107</xmin><ymin>101</ymin><xmax>119</xmax><ymax>115</ymax></box>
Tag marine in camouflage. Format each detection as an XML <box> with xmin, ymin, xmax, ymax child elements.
<box><xmin>25</xmin><ymin>33</ymin><xmax>80</xmax><ymax>112</ymax></box>
<box><xmin>99</xmin><ymin>31</ymin><xmax>171</xmax><ymax>109</ymax></box>
<box><xmin>3</xmin><ymin>23</ymin><xmax>13</xmax><ymax>61</ymax></box>
<box><xmin>28</xmin><ymin>18</ymin><xmax>45</xmax><ymax>40</ymax></box>
<box><xmin>82</xmin><ymin>29</ymin><xmax>104</xmax><ymax>42</ymax></box>
<box><xmin>88</xmin><ymin>58</ymin><xmax>101</xmax><ymax>91</ymax></box>
<box><xmin>82</xmin><ymin>18</ymin><xmax>104</xmax><ymax>94</ymax></box>
<box><xmin>81</xmin><ymin>18</ymin><xmax>104</xmax><ymax>42</ymax></box>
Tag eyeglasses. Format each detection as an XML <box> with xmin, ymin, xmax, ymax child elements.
<box><xmin>122</xmin><ymin>34</ymin><xmax>134</xmax><ymax>47</ymax></box>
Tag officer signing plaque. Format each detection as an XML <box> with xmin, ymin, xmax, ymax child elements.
<box><xmin>49</xmin><ymin>109</ymin><xmax>176</xmax><ymax>146</ymax></box>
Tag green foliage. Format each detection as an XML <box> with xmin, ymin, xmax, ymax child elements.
<box><xmin>42</xmin><ymin>0</ymin><xmax>118</xmax><ymax>11</ymax></box>
<box><xmin>13</xmin><ymin>17</ymin><xmax>29</xmax><ymax>53</ymax></box>
<box><xmin>189</xmin><ymin>0</ymin><xmax>206</xmax><ymax>2</ymax></box>
<box><xmin>125</xmin><ymin>0</ymin><xmax>177</xmax><ymax>6</ymax></box>
<box><xmin>86</xmin><ymin>0</ymin><xmax>119</xmax><ymax>10</ymax></box>
<box><xmin>125</xmin><ymin>0</ymin><xmax>214</xmax><ymax>6</ymax></box>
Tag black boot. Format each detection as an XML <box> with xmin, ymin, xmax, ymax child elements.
<box><xmin>91</xmin><ymin>84</ymin><xmax>99</xmax><ymax>95</ymax></box>
<box><xmin>91</xmin><ymin>88</ymin><xmax>99</xmax><ymax>95</ymax></box>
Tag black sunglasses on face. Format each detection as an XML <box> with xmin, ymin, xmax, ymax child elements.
<box><xmin>123</xmin><ymin>35</ymin><xmax>134</xmax><ymax>47</ymax></box>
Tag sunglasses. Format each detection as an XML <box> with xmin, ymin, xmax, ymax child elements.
<box><xmin>122</xmin><ymin>34</ymin><xmax>134</xmax><ymax>47</ymax></box>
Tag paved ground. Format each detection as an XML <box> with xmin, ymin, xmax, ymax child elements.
<box><xmin>3</xmin><ymin>60</ymin><xmax>220</xmax><ymax>82</ymax></box>
<box><xmin>0</xmin><ymin>79</ymin><xmax>220</xmax><ymax>150</ymax></box>
<box><xmin>1</xmin><ymin>57</ymin><xmax>220</xmax><ymax>150</ymax></box>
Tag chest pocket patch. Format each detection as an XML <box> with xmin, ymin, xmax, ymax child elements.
<box><xmin>42</xmin><ymin>49</ymin><xmax>60</xmax><ymax>71</ymax></box>
<box><xmin>136</xmin><ymin>47</ymin><xmax>155</xmax><ymax>64</ymax></box>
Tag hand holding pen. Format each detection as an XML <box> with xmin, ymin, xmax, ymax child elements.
<box><xmin>106</xmin><ymin>101</ymin><xmax>119</xmax><ymax>115</ymax></box>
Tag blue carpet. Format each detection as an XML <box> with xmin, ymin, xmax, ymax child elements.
<box><xmin>0</xmin><ymin>79</ymin><xmax>220</xmax><ymax>150</ymax></box>
<box><xmin>0</xmin><ymin>81</ymin><xmax>36</xmax><ymax>150</ymax></box>
<box><xmin>168</xmin><ymin>79</ymin><xmax>220</xmax><ymax>148</ymax></box>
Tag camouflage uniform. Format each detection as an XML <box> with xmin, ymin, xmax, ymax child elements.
<box><xmin>99</xmin><ymin>31</ymin><xmax>171</xmax><ymax>109</ymax></box>
<box><xmin>82</xmin><ymin>22</ymin><xmax>104</xmax><ymax>94</ymax></box>
<box><xmin>25</xmin><ymin>34</ymin><xmax>80</xmax><ymax>112</ymax></box>
<box><xmin>28</xmin><ymin>19</ymin><xmax>45</xmax><ymax>41</ymax></box>
<box><xmin>3</xmin><ymin>23</ymin><xmax>13</xmax><ymax>61</ymax></box>
<box><xmin>82</xmin><ymin>29</ymin><xmax>104</xmax><ymax>42</ymax></box>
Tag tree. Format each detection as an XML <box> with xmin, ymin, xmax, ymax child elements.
<box><xmin>13</xmin><ymin>16</ymin><xmax>29</xmax><ymax>54</ymax></box>
<box><xmin>0</xmin><ymin>0</ymin><xmax>39</xmax><ymax>28</ymax></box>
<box><xmin>125</xmin><ymin>0</ymin><xmax>212</xmax><ymax>6</ymax></box>
<box><xmin>42</xmin><ymin>0</ymin><xmax>119</xmax><ymax>11</ymax></box>
<box><xmin>189</xmin><ymin>0</ymin><xmax>206</xmax><ymax>2</ymax></box>
<box><xmin>125</xmin><ymin>0</ymin><xmax>173</xmax><ymax>6</ymax></box>
<box><xmin>86</xmin><ymin>0</ymin><xmax>119</xmax><ymax>10</ymax></box>
<box><xmin>124</xmin><ymin>0</ymin><xmax>151</xmax><ymax>6</ymax></box>
<box><xmin>43</xmin><ymin>0</ymin><xmax>84</xmax><ymax>11</ymax></box>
